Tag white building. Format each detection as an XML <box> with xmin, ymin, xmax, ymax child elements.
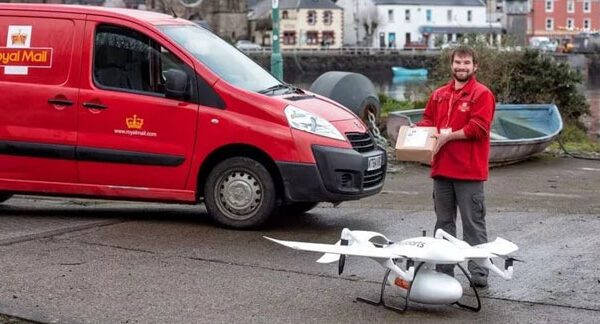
<box><xmin>372</xmin><ymin>0</ymin><xmax>502</xmax><ymax>49</ymax></box>
<box><xmin>249</xmin><ymin>0</ymin><xmax>344</xmax><ymax>49</ymax></box>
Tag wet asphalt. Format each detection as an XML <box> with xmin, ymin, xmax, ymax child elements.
<box><xmin>0</xmin><ymin>155</ymin><xmax>599</xmax><ymax>323</ymax></box>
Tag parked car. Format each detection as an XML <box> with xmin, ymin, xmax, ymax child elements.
<box><xmin>235</xmin><ymin>40</ymin><xmax>261</xmax><ymax>50</ymax></box>
<box><xmin>0</xmin><ymin>4</ymin><xmax>386</xmax><ymax>229</ymax></box>
<box><xmin>529</xmin><ymin>36</ymin><xmax>558</xmax><ymax>52</ymax></box>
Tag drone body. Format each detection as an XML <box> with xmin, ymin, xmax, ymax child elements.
<box><xmin>265</xmin><ymin>228</ymin><xmax>519</xmax><ymax>312</ymax></box>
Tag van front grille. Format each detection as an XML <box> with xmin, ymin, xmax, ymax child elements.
<box><xmin>363</xmin><ymin>168</ymin><xmax>385</xmax><ymax>188</ymax></box>
<box><xmin>346</xmin><ymin>132</ymin><xmax>375</xmax><ymax>153</ymax></box>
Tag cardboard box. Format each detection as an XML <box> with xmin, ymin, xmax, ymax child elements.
<box><xmin>395</xmin><ymin>126</ymin><xmax>437</xmax><ymax>164</ymax></box>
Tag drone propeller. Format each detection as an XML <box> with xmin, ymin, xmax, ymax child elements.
<box><xmin>338</xmin><ymin>238</ymin><xmax>348</xmax><ymax>275</ymax></box>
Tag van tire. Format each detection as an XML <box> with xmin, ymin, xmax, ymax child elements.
<box><xmin>279</xmin><ymin>202</ymin><xmax>319</xmax><ymax>216</ymax></box>
<box><xmin>204</xmin><ymin>157</ymin><xmax>276</xmax><ymax>229</ymax></box>
<box><xmin>0</xmin><ymin>193</ymin><xmax>13</xmax><ymax>204</ymax></box>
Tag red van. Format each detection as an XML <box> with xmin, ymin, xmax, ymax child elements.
<box><xmin>0</xmin><ymin>4</ymin><xmax>386</xmax><ymax>228</ymax></box>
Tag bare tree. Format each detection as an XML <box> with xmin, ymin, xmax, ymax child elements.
<box><xmin>359</xmin><ymin>4</ymin><xmax>379</xmax><ymax>46</ymax></box>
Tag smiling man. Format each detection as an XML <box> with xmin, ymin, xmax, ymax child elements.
<box><xmin>416</xmin><ymin>45</ymin><xmax>496</xmax><ymax>288</ymax></box>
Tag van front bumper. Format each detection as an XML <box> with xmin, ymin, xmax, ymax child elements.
<box><xmin>276</xmin><ymin>145</ymin><xmax>386</xmax><ymax>203</ymax></box>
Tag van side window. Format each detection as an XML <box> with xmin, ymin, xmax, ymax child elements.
<box><xmin>93</xmin><ymin>24</ymin><xmax>197</xmax><ymax>102</ymax></box>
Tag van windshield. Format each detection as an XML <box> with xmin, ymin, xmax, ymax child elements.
<box><xmin>160</xmin><ymin>25</ymin><xmax>280</xmax><ymax>92</ymax></box>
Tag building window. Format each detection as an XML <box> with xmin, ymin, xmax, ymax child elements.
<box><xmin>567</xmin><ymin>18</ymin><xmax>574</xmax><ymax>30</ymax></box>
<box><xmin>467</xmin><ymin>10</ymin><xmax>472</xmax><ymax>22</ymax></box>
<box><xmin>282</xmin><ymin>10</ymin><xmax>288</xmax><ymax>19</ymax></box>
<box><xmin>405</xmin><ymin>9</ymin><xmax>410</xmax><ymax>22</ymax></box>
<box><xmin>567</xmin><ymin>0</ymin><xmax>574</xmax><ymax>13</ymax></box>
<box><xmin>283</xmin><ymin>31</ymin><xmax>296</xmax><ymax>45</ymax></box>
<box><xmin>584</xmin><ymin>19</ymin><xmax>590</xmax><ymax>30</ymax></box>
<box><xmin>426</xmin><ymin>9</ymin><xmax>432</xmax><ymax>22</ymax></box>
<box><xmin>307</xmin><ymin>10</ymin><xmax>317</xmax><ymax>25</ymax></box>
<box><xmin>388</xmin><ymin>9</ymin><xmax>394</xmax><ymax>22</ymax></box>
<box><xmin>447</xmin><ymin>10</ymin><xmax>452</xmax><ymax>22</ymax></box>
<box><xmin>584</xmin><ymin>0</ymin><xmax>591</xmax><ymax>12</ymax></box>
<box><xmin>323</xmin><ymin>11</ymin><xmax>333</xmax><ymax>25</ymax></box>
<box><xmin>306</xmin><ymin>31</ymin><xmax>319</xmax><ymax>45</ymax></box>
<box><xmin>545</xmin><ymin>0</ymin><xmax>553</xmax><ymax>12</ymax></box>
<box><xmin>545</xmin><ymin>18</ymin><xmax>553</xmax><ymax>31</ymax></box>
<box><xmin>322</xmin><ymin>31</ymin><xmax>334</xmax><ymax>45</ymax></box>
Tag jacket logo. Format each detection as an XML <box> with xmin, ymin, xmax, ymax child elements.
<box><xmin>459</xmin><ymin>102</ymin><xmax>470</xmax><ymax>112</ymax></box>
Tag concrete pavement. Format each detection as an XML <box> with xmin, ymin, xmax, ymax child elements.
<box><xmin>0</xmin><ymin>155</ymin><xmax>599</xmax><ymax>323</ymax></box>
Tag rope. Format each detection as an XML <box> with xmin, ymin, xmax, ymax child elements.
<box><xmin>557</xmin><ymin>138</ymin><xmax>600</xmax><ymax>161</ymax></box>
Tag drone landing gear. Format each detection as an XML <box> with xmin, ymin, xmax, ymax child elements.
<box><xmin>355</xmin><ymin>262</ymin><xmax>425</xmax><ymax>313</ymax></box>
<box><xmin>356</xmin><ymin>263</ymin><xmax>482</xmax><ymax>313</ymax></box>
<box><xmin>452</xmin><ymin>264</ymin><xmax>482</xmax><ymax>312</ymax></box>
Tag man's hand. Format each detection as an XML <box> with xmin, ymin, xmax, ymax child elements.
<box><xmin>432</xmin><ymin>129</ymin><xmax>468</xmax><ymax>156</ymax></box>
<box><xmin>433</xmin><ymin>133</ymin><xmax>451</xmax><ymax>156</ymax></box>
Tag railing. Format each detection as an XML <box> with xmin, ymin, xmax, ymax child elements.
<box><xmin>238</xmin><ymin>46</ymin><xmax>441</xmax><ymax>55</ymax></box>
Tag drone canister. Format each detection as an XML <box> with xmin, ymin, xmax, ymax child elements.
<box><xmin>389</xmin><ymin>270</ymin><xmax>463</xmax><ymax>304</ymax></box>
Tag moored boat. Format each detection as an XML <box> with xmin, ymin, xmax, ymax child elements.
<box><xmin>386</xmin><ymin>104</ymin><xmax>564</xmax><ymax>166</ymax></box>
<box><xmin>391</xmin><ymin>66</ymin><xmax>428</xmax><ymax>77</ymax></box>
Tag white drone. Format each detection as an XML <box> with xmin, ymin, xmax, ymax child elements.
<box><xmin>265</xmin><ymin>228</ymin><xmax>520</xmax><ymax>312</ymax></box>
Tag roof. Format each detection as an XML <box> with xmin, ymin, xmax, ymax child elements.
<box><xmin>374</xmin><ymin>0</ymin><xmax>486</xmax><ymax>6</ymax></box>
<box><xmin>249</xmin><ymin>0</ymin><xmax>341</xmax><ymax>20</ymax></box>
<box><xmin>0</xmin><ymin>4</ymin><xmax>192</xmax><ymax>26</ymax></box>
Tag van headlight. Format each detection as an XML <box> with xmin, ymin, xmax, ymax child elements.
<box><xmin>284</xmin><ymin>105</ymin><xmax>345</xmax><ymax>141</ymax></box>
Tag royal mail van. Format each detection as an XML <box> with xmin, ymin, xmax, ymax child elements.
<box><xmin>0</xmin><ymin>4</ymin><xmax>386</xmax><ymax>228</ymax></box>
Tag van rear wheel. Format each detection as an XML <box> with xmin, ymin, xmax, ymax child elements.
<box><xmin>204</xmin><ymin>157</ymin><xmax>276</xmax><ymax>229</ymax></box>
<box><xmin>0</xmin><ymin>193</ymin><xmax>13</xmax><ymax>203</ymax></box>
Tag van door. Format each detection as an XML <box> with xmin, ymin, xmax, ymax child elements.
<box><xmin>76</xmin><ymin>21</ymin><xmax>198</xmax><ymax>190</ymax></box>
<box><xmin>0</xmin><ymin>14</ymin><xmax>83</xmax><ymax>183</ymax></box>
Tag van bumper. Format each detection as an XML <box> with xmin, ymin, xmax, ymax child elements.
<box><xmin>276</xmin><ymin>145</ymin><xmax>386</xmax><ymax>202</ymax></box>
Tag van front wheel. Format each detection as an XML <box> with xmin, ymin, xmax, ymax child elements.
<box><xmin>0</xmin><ymin>193</ymin><xmax>13</xmax><ymax>204</ymax></box>
<box><xmin>204</xmin><ymin>157</ymin><xmax>276</xmax><ymax>229</ymax></box>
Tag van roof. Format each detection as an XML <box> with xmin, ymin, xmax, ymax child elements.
<box><xmin>0</xmin><ymin>4</ymin><xmax>191</xmax><ymax>26</ymax></box>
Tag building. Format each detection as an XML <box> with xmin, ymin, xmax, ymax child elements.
<box><xmin>529</xmin><ymin>0</ymin><xmax>600</xmax><ymax>41</ymax></box>
<box><xmin>145</xmin><ymin>0</ymin><xmax>248</xmax><ymax>42</ymax></box>
<box><xmin>372</xmin><ymin>0</ymin><xmax>502</xmax><ymax>49</ymax></box>
<box><xmin>502</xmin><ymin>0</ymin><xmax>529</xmax><ymax>46</ymax></box>
<box><xmin>248</xmin><ymin>0</ymin><xmax>344</xmax><ymax>49</ymax></box>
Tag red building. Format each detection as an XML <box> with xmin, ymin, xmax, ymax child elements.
<box><xmin>530</xmin><ymin>0</ymin><xmax>600</xmax><ymax>39</ymax></box>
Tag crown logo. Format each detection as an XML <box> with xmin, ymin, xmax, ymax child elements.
<box><xmin>126</xmin><ymin>114</ymin><xmax>144</xmax><ymax>129</ymax></box>
<box><xmin>11</xmin><ymin>30</ymin><xmax>27</xmax><ymax>45</ymax></box>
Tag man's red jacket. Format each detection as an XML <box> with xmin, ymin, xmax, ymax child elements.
<box><xmin>417</xmin><ymin>77</ymin><xmax>495</xmax><ymax>180</ymax></box>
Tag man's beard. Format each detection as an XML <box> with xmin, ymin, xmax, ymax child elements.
<box><xmin>452</xmin><ymin>70</ymin><xmax>473</xmax><ymax>82</ymax></box>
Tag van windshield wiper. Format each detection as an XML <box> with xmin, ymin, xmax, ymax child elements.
<box><xmin>258</xmin><ymin>83</ymin><xmax>305</xmax><ymax>95</ymax></box>
<box><xmin>258</xmin><ymin>84</ymin><xmax>289</xmax><ymax>94</ymax></box>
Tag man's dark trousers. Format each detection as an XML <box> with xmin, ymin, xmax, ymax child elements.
<box><xmin>433</xmin><ymin>177</ymin><xmax>489</xmax><ymax>278</ymax></box>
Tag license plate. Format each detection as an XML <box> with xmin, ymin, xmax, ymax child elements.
<box><xmin>367</xmin><ymin>154</ymin><xmax>383</xmax><ymax>171</ymax></box>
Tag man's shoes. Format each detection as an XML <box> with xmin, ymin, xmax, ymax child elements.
<box><xmin>470</xmin><ymin>275</ymin><xmax>488</xmax><ymax>288</ymax></box>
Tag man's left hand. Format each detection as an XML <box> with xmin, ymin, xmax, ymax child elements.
<box><xmin>433</xmin><ymin>133</ymin><xmax>451</xmax><ymax>156</ymax></box>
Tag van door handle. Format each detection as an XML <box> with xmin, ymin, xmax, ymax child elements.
<box><xmin>48</xmin><ymin>98</ymin><xmax>73</xmax><ymax>106</ymax></box>
<box><xmin>82</xmin><ymin>102</ymin><xmax>108</xmax><ymax>110</ymax></box>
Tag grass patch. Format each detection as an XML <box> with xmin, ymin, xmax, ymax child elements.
<box><xmin>547</xmin><ymin>124</ymin><xmax>600</xmax><ymax>154</ymax></box>
<box><xmin>378</xmin><ymin>93</ymin><xmax>426</xmax><ymax>117</ymax></box>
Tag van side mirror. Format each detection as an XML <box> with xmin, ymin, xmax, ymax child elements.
<box><xmin>164</xmin><ymin>69</ymin><xmax>188</xmax><ymax>100</ymax></box>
